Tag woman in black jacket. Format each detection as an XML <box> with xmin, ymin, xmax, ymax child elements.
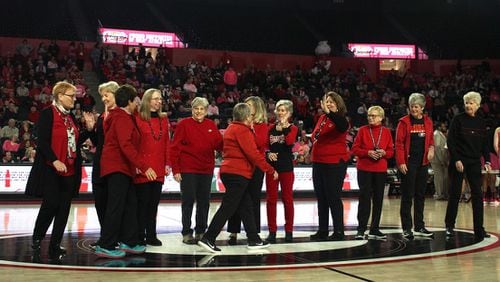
<box><xmin>26</xmin><ymin>81</ymin><xmax>95</xmax><ymax>262</ymax></box>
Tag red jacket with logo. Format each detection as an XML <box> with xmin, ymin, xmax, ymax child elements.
<box><xmin>395</xmin><ymin>114</ymin><xmax>434</xmax><ymax>166</ymax></box>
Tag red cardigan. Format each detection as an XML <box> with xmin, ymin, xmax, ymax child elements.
<box><xmin>133</xmin><ymin>114</ymin><xmax>171</xmax><ymax>184</ymax></box>
<box><xmin>352</xmin><ymin>124</ymin><xmax>394</xmax><ymax>172</ymax></box>
<box><xmin>170</xmin><ymin>117</ymin><xmax>223</xmax><ymax>175</ymax></box>
<box><xmin>395</xmin><ymin>114</ymin><xmax>434</xmax><ymax>166</ymax></box>
<box><xmin>311</xmin><ymin>114</ymin><xmax>350</xmax><ymax>164</ymax></box>
<box><xmin>220</xmin><ymin>121</ymin><xmax>275</xmax><ymax>179</ymax></box>
<box><xmin>101</xmin><ymin>107</ymin><xmax>148</xmax><ymax>178</ymax></box>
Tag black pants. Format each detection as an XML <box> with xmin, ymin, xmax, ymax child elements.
<box><xmin>180</xmin><ymin>173</ymin><xmax>212</xmax><ymax>235</ymax></box>
<box><xmin>99</xmin><ymin>173</ymin><xmax>140</xmax><ymax>249</ymax></box>
<box><xmin>227</xmin><ymin>168</ymin><xmax>264</xmax><ymax>233</ymax></box>
<box><xmin>204</xmin><ymin>173</ymin><xmax>260</xmax><ymax>243</ymax></box>
<box><xmin>312</xmin><ymin>161</ymin><xmax>348</xmax><ymax>234</ymax></box>
<box><xmin>357</xmin><ymin>170</ymin><xmax>387</xmax><ymax>232</ymax></box>
<box><xmin>33</xmin><ymin>175</ymin><xmax>75</xmax><ymax>247</ymax></box>
<box><xmin>400</xmin><ymin>164</ymin><xmax>428</xmax><ymax>231</ymax></box>
<box><xmin>445</xmin><ymin>161</ymin><xmax>484</xmax><ymax>233</ymax></box>
<box><xmin>136</xmin><ymin>181</ymin><xmax>163</xmax><ymax>241</ymax></box>
<box><xmin>92</xmin><ymin>181</ymin><xmax>108</xmax><ymax>230</ymax></box>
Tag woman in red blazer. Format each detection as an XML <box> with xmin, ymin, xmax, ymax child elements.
<box><xmin>134</xmin><ymin>88</ymin><xmax>171</xmax><ymax>246</ymax></box>
<box><xmin>97</xmin><ymin>85</ymin><xmax>157</xmax><ymax>259</ymax></box>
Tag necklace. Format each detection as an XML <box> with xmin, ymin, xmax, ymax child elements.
<box><xmin>369</xmin><ymin>125</ymin><xmax>383</xmax><ymax>150</ymax></box>
<box><xmin>148</xmin><ymin>117</ymin><xmax>163</xmax><ymax>141</ymax></box>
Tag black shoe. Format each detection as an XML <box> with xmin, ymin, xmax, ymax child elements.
<box><xmin>310</xmin><ymin>231</ymin><xmax>329</xmax><ymax>241</ymax></box>
<box><xmin>247</xmin><ymin>240</ymin><xmax>270</xmax><ymax>250</ymax></box>
<box><xmin>445</xmin><ymin>227</ymin><xmax>454</xmax><ymax>237</ymax></box>
<box><xmin>49</xmin><ymin>245</ymin><xmax>67</xmax><ymax>258</ymax></box>
<box><xmin>90</xmin><ymin>241</ymin><xmax>99</xmax><ymax>250</ymax></box>
<box><xmin>32</xmin><ymin>239</ymin><xmax>41</xmax><ymax>251</ymax></box>
<box><xmin>402</xmin><ymin>230</ymin><xmax>414</xmax><ymax>240</ymax></box>
<box><xmin>198</xmin><ymin>237</ymin><xmax>221</xmax><ymax>253</ymax></box>
<box><xmin>474</xmin><ymin>229</ymin><xmax>491</xmax><ymax>241</ymax></box>
<box><xmin>328</xmin><ymin>232</ymin><xmax>345</xmax><ymax>241</ymax></box>
<box><xmin>368</xmin><ymin>229</ymin><xmax>387</xmax><ymax>240</ymax></box>
<box><xmin>183</xmin><ymin>234</ymin><xmax>197</xmax><ymax>245</ymax></box>
<box><xmin>414</xmin><ymin>227</ymin><xmax>434</xmax><ymax>237</ymax></box>
<box><xmin>266</xmin><ymin>232</ymin><xmax>277</xmax><ymax>243</ymax></box>
<box><xmin>355</xmin><ymin>231</ymin><xmax>365</xmax><ymax>240</ymax></box>
<box><xmin>146</xmin><ymin>237</ymin><xmax>162</xmax><ymax>246</ymax></box>
<box><xmin>227</xmin><ymin>235</ymin><xmax>238</xmax><ymax>246</ymax></box>
<box><xmin>285</xmin><ymin>232</ymin><xmax>293</xmax><ymax>243</ymax></box>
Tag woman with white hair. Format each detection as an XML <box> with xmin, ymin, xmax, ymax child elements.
<box><xmin>395</xmin><ymin>93</ymin><xmax>434</xmax><ymax>239</ymax></box>
<box><xmin>265</xmin><ymin>99</ymin><xmax>298</xmax><ymax>243</ymax></box>
<box><xmin>352</xmin><ymin>106</ymin><xmax>394</xmax><ymax>240</ymax></box>
<box><xmin>170</xmin><ymin>97</ymin><xmax>223</xmax><ymax>244</ymax></box>
<box><xmin>445</xmin><ymin>91</ymin><xmax>491</xmax><ymax>241</ymax></box>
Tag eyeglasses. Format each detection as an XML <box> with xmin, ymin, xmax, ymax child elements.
<box><xmin>367</xmin><ymin>114</ymin><xmax>380</xmax><ymax>118</ymax></box>
<box><xmin>62</xmin><ymin>94</ymin><xmax>76</xmax><ymax>100</ymax></box>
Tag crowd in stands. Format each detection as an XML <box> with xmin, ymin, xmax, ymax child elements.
<box><xmin>1</xmin><ymin>39</ymin><xmax>499</xmax><ymax>165</ymax></box>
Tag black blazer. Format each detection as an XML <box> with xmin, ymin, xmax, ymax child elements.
<box><xmin>25</xmin><ymin>106</ymin><xmax>90</xmax><ymax>198</ymax></box>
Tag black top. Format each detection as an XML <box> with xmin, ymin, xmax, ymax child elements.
<box><xmin>447</xmin><ymin>112</ymin><xmax>490</xmax><ymax>164</ymax></box>
<box><xmin>408</xmin><ymin>115</ymin><xmax>425</xmax><ymax>166</ymax></box>
<box><xmin>267</xmin><ymin>125</ymin><xmax>297</xmax><ymax>173</ymax></box>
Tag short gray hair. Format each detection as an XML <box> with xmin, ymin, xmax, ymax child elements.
<box><xmin>233</xmin><ymin>103</ymin><xmax>251</xmax><ymax>122</ymax></box>
<box><xmin>98</xmin><ymin>81</ymin><xmax>119</xmax><ymax>95</ymax></box>
<box><xmin>275</xmin><ymin>99</ymin><xmax>293</xmax><ymax>114</ymax></box>
<box><xmin>191</xmin><ymin>97</ymin><xmax>209</xmax><ymax>108</ymax></box>
<box><xmin>408</xmin><ymin>93</ymin><xmax>426</xmax><ymax>108</ymax></box>
<box><xmin>463</xmin><ymin>91</ymin><xmax>482</xmax><ymax>104</ymax></box>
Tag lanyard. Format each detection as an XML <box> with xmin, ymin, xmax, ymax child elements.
<box><xmin>369</xmin><ymin>125</ymin><xmax>383</xmax><ymax>150</ymax></box>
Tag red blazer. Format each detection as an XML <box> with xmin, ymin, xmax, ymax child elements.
<box><xmin>220</xmin><ymin>121</ymin><xmax>275</xmax><ymax>179</ymax></box>
<box><xmin>352</xmin><ymin>124</ymin><xmax>394</xmax><ymax>172</ymax></box>
<box><xmin>311</xmin><ymin>114</ymin><xmax>350</xmax><ymax>164</ymax></box>
<box><xmin>101</xmin><ymin>107</ymin><xmax>148</xmax><ymax>178</ymax></box>
<box><xmin>395</xmin><ymin>114</ymin><xmax>434</xmax><ymax>166</ymax></box>
<box><xmin>170</xmin><ymin>117</ymin><xmax>223</xmax><ymax>175</ymax></box>
<box><xmin>133</xmin><ymin>114</ymin><xmax>171</xmax><ymax>184</ymax></box>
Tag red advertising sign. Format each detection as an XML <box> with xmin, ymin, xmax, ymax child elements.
<box><xmin>99</xmin><ymin>27</ymin><xmax>185</xmax><ymax>48</ymax></box>
<box><xmin>348</xmin><ymin>43</ymin><xmax>416</xmax><ymax>59</ymax></box>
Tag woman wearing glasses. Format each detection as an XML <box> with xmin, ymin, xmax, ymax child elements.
<box><xmin>26</xmin><ymin>81</ymin><xmax>95</xmax><ymax>262</ymax></box>
<box><xmin>133</xmin><ymin>88</ymin><xmax>171</xmax><ymax>246</ymax></box>
<box><xmin>352</xmin><ymin>106</ymin><xmax>394</xmax><ymax>240</ymax></box>
<box><xmin>310</xmin><ymin>91</ymin><xmax>350</xmax><ymax>241</ymax></box>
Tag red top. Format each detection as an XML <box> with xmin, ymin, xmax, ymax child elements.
<box><xmin>311</xmin><ymin>114</ymin><xmax>350</xmax><ymax>164</ymax></box>
<box><xmin>253</xmin><ymin>122</ymin><xmax>269</xmax><ymax>155</ymax></box>
<box><xmin>220</xmin><ymin>121</ymin><xmax>275</xmax><ymax>179</ymax></box>
<box><xmin>133</xmin><ymin>114</ymin><xmax>171</xmax><ymax>184</ymax></box>
<box><xmin>223</xmin><ymin>69</ymin><xmax>238</xmax><ymax>86</ymax></box>
<box><xmin>170</xmin><ymin>117</ymin><xmax>223</xmax><ymax>175</ymax></box>
<box><xmin>101</xmin><ymin>107</ymin><xmax>148</xmax><ymax>178</ymax></box>
<box><xmin>352</xmin><ymin>124</ymin><xmax>394</xmax><ymax>172</ymax></box>
<box><xmin>395</xmin><ymin>114</ymin><xmax>434</xmax><ymax>166</ymax></box>
<box><xmin>50</xmin><ymin>106</ymin><xmax>79</xmax><ymax>176</ymax></box>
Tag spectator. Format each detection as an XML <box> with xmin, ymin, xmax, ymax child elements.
<box><xmin>1</xmin><ymin>119</ymin><xmax>19</xmax><ymax>140</ymax></box>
